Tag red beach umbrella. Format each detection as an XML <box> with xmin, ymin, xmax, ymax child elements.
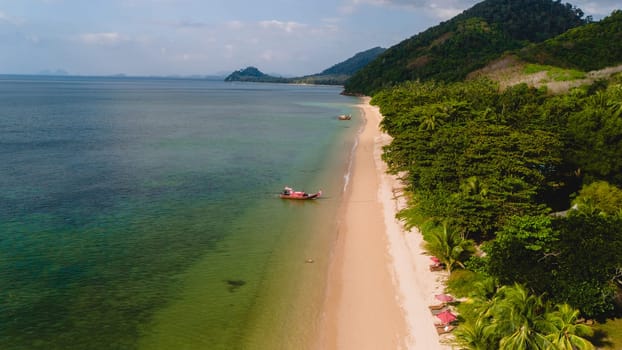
<box><xmin>436</xmin><ymin>310</ymin><xmax>457</xmax><ymax>325</ymax></box>
<box><xmin>435</xmin><ymin>294</ymin><xmax>454</xmax><ymax>302</ymax></box>
<box><xmin>430</xmin><ymin>256</ymin><xmax>440</xmax><ymax>264</ymax></box>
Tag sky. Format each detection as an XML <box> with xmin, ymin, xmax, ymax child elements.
<box><xmin>0</xmin><ymin>0</ymin><xmax>619</xmax><ymax>77</ymax></box>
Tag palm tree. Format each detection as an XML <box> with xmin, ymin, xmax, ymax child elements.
<box><xmin>423</xmin><ymin>221</ymin><xmax>474</xmax><ymax>273</ymax></box>
<box><xmin>418</xmin><ymin>103</ymin><xmax>453</xmax><ymax>131</ymax></box>
<box><xmin>545</xmin><ymin>303</ymin><xmax>595</xmax><ymax>350</ymax></box>
<box><xmin>454</xmin><ymin>314</ymin><xmax>496</xmax><ymax>350</ymax></box>
<box><xmin>488</xmin><ymin>284</ymin><xmax>552</xmax><ymax>350</ymax></box>
<box><xmin>586</xmin><ymin>91</ymin><xmax>609</xmax><ymax>110</ymax></box>
<box><xmin>471</xmin><ymin>276</ymin><xmax>498</xmax><ymax>300</ymax></box>
<box><xmin>418</xmin><ymin>112</ymin><xmax>442</xmax><ymax>131</ymax></box>
<box><xmin>498</xmin><ymin>327</ymin><xmax>549</xmax><ymax>350</ymax></box>
<box><xmin>453</xmin><ymin>281</ymin><xmax>499</xmax><ymax>350</ymax></box>
<box><xmin>460</xmin><ymin>176</ymin><xmax>489</xmax><ymax>198</ymax></box>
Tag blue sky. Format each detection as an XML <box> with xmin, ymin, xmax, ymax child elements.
<box><xmin>0</xmin><ymin>0</ymin><xmax>618</xmax><ymax>76</ymax></box>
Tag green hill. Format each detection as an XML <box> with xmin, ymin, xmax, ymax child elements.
<box><xmin>319</xmin><ymin>47</ymin><xmax>386</xmax><ymax>76</ymax></box>
<box><xmin>224</xmin><ymin>47</ymin><xmax>385</xmax><ymax>85</ymax></box>
<box><xmin>465</xmin><ymin>9</ymin><xmax>622</xmax><ymax>94</ymax></box>
<box><xmin>344</xmin><ymin>0</ymin><xmax>588</xmax><ymax>95</ymax></box>
<box><xmin>291</xmin><ymin>47</ymin><xmax>386</xmax><ymax>85</ymax></box>
<box><xmin>518</xmin><ymin>9</ymin><xmax>622</xmax><ymax>71</ymax></box>
<box><xmin>224</xmin><ymin>67</ymin><xmax>289</xmax><ymax>83</ymax></box>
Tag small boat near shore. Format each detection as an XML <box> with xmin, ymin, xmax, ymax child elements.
<box><xmin>280</xmin><ymin>186</ymin><xmax>322</xmax><ymax>200</ymax></box>
<box><xmin>338</xmin><ymin>114</ymin><xmax>351</xmax><ymax>120</ymax></box>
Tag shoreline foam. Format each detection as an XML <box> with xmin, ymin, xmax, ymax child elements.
<box><xmin>316</xmin><ymin>97</ymin><xmax>452</xmax><ymax>349</ymax></box>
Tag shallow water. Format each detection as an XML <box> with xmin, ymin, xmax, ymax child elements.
<box><xmin>0</xmin><ymin>76</ymin><xmax>361</xmax><ymax>349</ymax></box>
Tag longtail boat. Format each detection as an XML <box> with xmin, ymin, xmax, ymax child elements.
<box><xmin>280</xmin><ymin>187</ymin><xmax>322</xmax><ymax>200</ymax></box>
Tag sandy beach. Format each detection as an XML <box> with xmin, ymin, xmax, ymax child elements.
<box><xmin>316</xmin><ymin>98</ymin><xmax>452</xmax><ymax>350</ymax></box>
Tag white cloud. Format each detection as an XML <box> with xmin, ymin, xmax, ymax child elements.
<box><xmin>427</xmin><ymin>2</ymin><xmax>465</xmax><ymax>20</ymax></box>
<box><xmin>341</xmin><ymin>0</ymin><xmax>421</xmax><ymax>11</ymax></box>
<box><xmin>342</xmin><ymin>0</ymin><xmax>619</xmax><ymax>19</ymax></box>
<box><xmin>260</xmin><ymin>49</ymin><xmax>276</xmax><ymax>61</ymax></box>
<box><xmin>259</xmin><ymin>20</ymin><xmax>306</xmax><ymax>33</ymax></box>
<box><xmin>572</xmin><ymin>0</ymin><xmax>621</xmax><ymax>17</ymax></box>
<box><xmin>27</xmin><ymin>35</ymin><xmax>41</xmax><ymax>44</ymax></box>
<box><xmin>321</xmin><ymin>17</ymin><xmax>341</xmax><ymax>24</ymax></box>
<box><xmin>339</xmin><ymin>0</ymin><xmax>474</xmax><ymax>19</ymax></box>
<box><xmin>78</xmin><ymin>32</ymin><xmax>125</xmax><ymax>46</ymax></box>
<box><xmin>0</xmin><ymin>10</ymin><xmax>24</xmax><ymax>25</ymax></box>
<box><xmin>226</xmin><ymin>20</ymin><xmax>245</xmax><ymax>30</ymax></box>
<box><xmin>172</xmin><ymin>19</ymin><xmax>208</xmax><ymax>28</ymax></box>
<box><xmin>339</xmin><ymin>4</ymin><xmax>355</xmax><ymax>14</ymax></box>
<box><xmin>354</xmin><ymin>0</ymin><xmax>469</xmax><ymax>8</ymax></box>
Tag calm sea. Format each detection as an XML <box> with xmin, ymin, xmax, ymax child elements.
<box><xmin>0</xmin><ymin>76</ymin><xmax>362</xmax><ymax>349</ymax></box>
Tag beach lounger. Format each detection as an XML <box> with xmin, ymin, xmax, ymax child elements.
<box><xmin>437</xmin><ymin>325</ymin><xmax>455</xmax><ymax>335</ymax></box>
<box><xmin>429</xmin><ymin>264</ymin><xmax>444</xmax><ymax>272</ymax></box>
<box><xmin>435</xmin><ymin>320</ymin><xmax>458</xmax><ymax>328</ymax></box>
<box><xmin>428</xmin><ymin>303</ymin><xmax>446</xmax><ymax>311</ymax></box>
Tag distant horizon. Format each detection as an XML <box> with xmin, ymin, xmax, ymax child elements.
<box><xmin>0</xmin><ymin>61</ymin><xmax>351</xmax><ymax>79</ymax></box>
<box><xmin>0</xmin><ymin>0</ymin><xmax>617</xmax><ymax>76</ymax></box>
<box><xmin>0</xmin><ymin>53</ymin><xmax>374</xmax><ymax>79</ymax></box>
<box><xmin>0</xmin><ymin>72</ymin><xmax>228</xmax><ymax>79</ymax></box>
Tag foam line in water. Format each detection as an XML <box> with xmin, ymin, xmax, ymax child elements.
<box><xmin>342</xmin><ymin>118</ymin><xmax>364</xmax><ymax>193</ymax></box>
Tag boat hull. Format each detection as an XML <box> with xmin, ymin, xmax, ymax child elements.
<box><xmin>279</xmin><ymin>190</ymin><xmax>321</xmax><ymax>200</ymax></box>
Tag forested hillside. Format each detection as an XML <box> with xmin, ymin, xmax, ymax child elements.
<box><xmin>344</xmin><ymin>0</ymin><xmax>588</xmax><ymax>95</ymax></box>
<box><xmin>371</xmin><ymin>73</ymin><xmax>622</xmax><ymax>349</ymax></box>
<box><xmin>519</xmin><ymin>10</ymin><xmax>622</xmax><ymax>71</ymax></box>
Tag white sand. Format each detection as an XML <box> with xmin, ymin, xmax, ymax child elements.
<box><xmin>316</xmin><ymin>98</ymin><xmax>452</xmax><ymax>349</ymax></box>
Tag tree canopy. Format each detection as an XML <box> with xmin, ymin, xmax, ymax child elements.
<box><xmin>371</xmin><ymin>76</ymin><xmax>622</xmax><ymax>322</ymax></box>
<box><xmin>519</xmin><ymin>10</ymin><xmax>622</xmax><ymax>71</ymax></box>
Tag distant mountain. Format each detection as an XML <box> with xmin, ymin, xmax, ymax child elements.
<box><xmin>291</xmin><ymin>47</ymin><xmax>386</xmax><ymax>85</ymax></box>
<box><xmin>344</xmin><ymin>0</ymin><xmax>589</xmax><ymax>95</ymax></box>
<box><xmin>224</xmin><ymin>47</ymin><xmax>386</xmax><ymax>85</ymax></box>
<box><xmin>224</xmin><ymin>66</ymin><xmax>289</xmax><ymax>83</ymax></box>
<box><xmin>321</xmin><ymin>47</ymin><xmax>386</xmax><ymax>76</ymax></box>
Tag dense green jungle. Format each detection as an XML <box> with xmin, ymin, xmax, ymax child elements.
<box><xmin>372</xmin><ymin>69</ymin><xmax>622</xmax><ymax>350</ymax></box>
<box><xmin>351</xmin><ymin>1</ymin><xmax>622</xmax><ymax>348</ymax></box>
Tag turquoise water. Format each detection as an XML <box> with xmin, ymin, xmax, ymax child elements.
<box><xmin>0</xmin><ymin>76</ymin><xmax>361</xmax><ymax>349</ymax></box>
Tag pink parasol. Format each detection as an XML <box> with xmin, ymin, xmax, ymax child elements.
<box><xmin>430</xmin><ymin>256</ymin><xmax>440</xmax><ymax>264</ymax></box>
<box><xmin>436</xmin><ymin>310</ymin><xmax>457</xmax><ymax>325</ymax></box>
<box><xmin>435</xmin><ymin>294</ymin><xmax>454</xmax><ymax>302</ymax></box>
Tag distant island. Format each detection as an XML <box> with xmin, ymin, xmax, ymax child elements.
<box><xmin>224</xmin><ymin>67</ymin><xmax>290</xmax><ymax>83</ymax></box>
<box><xmin>224</xmin><ymin>47</ymin><xmax>386</xmax><ymax>85</ymax></box>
